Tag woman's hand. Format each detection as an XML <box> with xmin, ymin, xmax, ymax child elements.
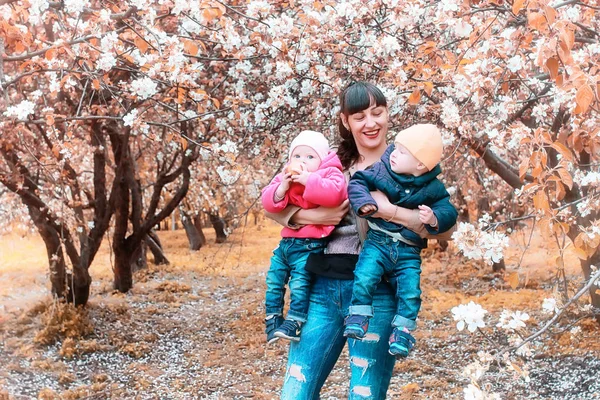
<box><xmin>370</xmin><ymin>191</ymin><xmax>396</xmax><ymax>221</ymax></box>
<box><xmin>371</xmin><ymin>190</ymin><xmax>423</xmax><ymax>231</ymax></box>
<box><xmin>291</xmin><ymin>200</ymin><xmax>350</xmax><ymax>226</ymax></box>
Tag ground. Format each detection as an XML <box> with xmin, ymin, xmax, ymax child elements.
<box><xmin>0</xmin><ymin>222</ymin><xmax>599</xmax><ymax>399</ymax></box>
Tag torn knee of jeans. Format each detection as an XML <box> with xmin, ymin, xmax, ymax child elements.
<box><xmin>352</xmin><ymin>385</ymin><xmax>372</xmax><ymax>397</ymax></box>
<box><xmin>350</xmin><ymin>356</ymin><xmax>374</xmax><ymax>369</ymax></box>
<box><xmin>286</xmin><ymin>363</ymin><xmax>307</xmax><ymax>383</ymax></box>
<box><xmin>362</xmin><ymin>333</ymin><xmax>380</xmax><ymax>343</ymax></box>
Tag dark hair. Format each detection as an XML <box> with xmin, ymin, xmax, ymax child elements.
<box><xmin>337</xmin><ymin>82</ymin><xmax>387</xmax><ymax>170</ymax></box>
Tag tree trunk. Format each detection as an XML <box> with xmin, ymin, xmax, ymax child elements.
<box><xmin>581</xmin><ymin>251</ymin><xmax>600</xmax><ymax>324</ymax></box>
<box><xmin>146</xmin><ymin>231</ymin><xmax>169</xmax><ymax>265</ymax></box>
<box><xmin>209</xmin><ymin>212</ymin><xmax>227</xmax><ymax>243</ymax></box>
<box><xmin>437</xmin><ymin>240</ymin><xmax>449</xmax><ymax>252</ymax></box>
<box><xmin>37</xmin><ymin>222</ymin><xmax>67</xmax><ymax>298</ymax></box>
<box><xmin>492</xmin><ymin>259</ymin><xmax>506</xmax><ymax>273</ymax></box>
<box><xmin>113</xmin><ymin>240</ymin><xmax>133</xmax><ymax>293</ymax></box>
<box><xmin>130</xmin><ymin>241</ymin><xmax>148</xmax><ymax>272</ymax></box>
<box><xmin>194</xmin><ymin>213</ymin><xmax>207</xmax><ymax>246</ymax></box>
<box><xmin>181</xmin><ymin>209</ymin><xmax>204</xmax><ymax>251</ymax></box>
<box><xmin>66</xmin><ymin>271</ymin><xmax>91</xmax><ymax>306</ymax></box>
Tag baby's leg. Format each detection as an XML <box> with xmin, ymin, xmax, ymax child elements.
<box><xmin>345</xmin><ymin>235</ymin><xmax>390</xmax><ymax>339</ymax></box>
<box><xmin>388</xmin><ymin>246</ymin><xmax>422</xmax><ymax>358</ymax></box>
<box><xmin>276</xmin><ymin>239</ymin><xmax>326</xmax><ymax>342</ymax></box>
<box><xmin>265</xmin><ymin>242</ymin><xmax>291</xmax><ymax>318</ymax></box>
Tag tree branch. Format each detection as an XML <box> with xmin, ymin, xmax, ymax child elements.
<box><xmin>506</xmin><ymin>268</ymin><xmax>600</xmax><ymax>355</ymax></box>
<box><xmin>468</xmin><ymin>138</ymin><xmax>530</xmax><ymax>189</ymax></box>
<box><xmin>4</xmin><ymin>27</ymin><xmax>127</xmax><ymax>62</ymax></box>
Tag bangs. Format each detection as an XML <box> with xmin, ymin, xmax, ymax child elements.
<box><xmin>341</xmin><ymin>82</ymin><xmax>387</xmax><ymax>115</ymax></box>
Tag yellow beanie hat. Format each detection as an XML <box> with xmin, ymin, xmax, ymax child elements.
<box><xmin>394</xmin><ymin>124</ymin><xmax>443</xmax><ymax>170</ymax></box>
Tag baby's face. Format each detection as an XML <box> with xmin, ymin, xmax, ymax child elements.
<box><xmin>289</xmin><ymin>145</ymin><xmax>321</xmax><ymax>173</ymax></box>
<box><xmin>389</xmin><ymin>143</ymin><xmax>421</xmax><ymax>175</ymax></box>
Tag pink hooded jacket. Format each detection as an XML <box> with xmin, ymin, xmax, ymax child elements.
<box><xmin>262</xmin><ymin>151</ymin><xmax>347</xmax><ymax>239</ymax></box>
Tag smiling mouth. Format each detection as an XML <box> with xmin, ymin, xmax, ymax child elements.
<box><xmin>363</xmin><ymin>130</ymin><xmax>379</xmax><ymax>138</ymax></box>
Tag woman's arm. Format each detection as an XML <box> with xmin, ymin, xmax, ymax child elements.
<box><xmin>264</xmin><ymin>205</ymin><xmax>302</xmax><ymax>228</ymax></box>
<box><xmin>264</xmin><ymin>200</ymin><xmax>350</xmax><ymax>228</ymax></box>
<box><xmin>370</xmin><ymin>191</ymin><xmax>456</xmax><ymax>239</ymax></box>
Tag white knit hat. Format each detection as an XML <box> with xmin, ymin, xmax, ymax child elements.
<box><xmin>288</xmin><ymin>130</ymin><xmax>330</xmax><ymax>162</ymax></box>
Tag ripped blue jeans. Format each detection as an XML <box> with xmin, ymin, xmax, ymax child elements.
<box><xmin>280</xmin><ymin>275</ymin><xmax>397</xmax><ymax>399</ymax></box>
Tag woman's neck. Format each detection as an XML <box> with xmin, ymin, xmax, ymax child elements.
<box><xmin>356</xmin><ymin>143</ymin><xmax>388</xmax><ymax>169</ymax></box>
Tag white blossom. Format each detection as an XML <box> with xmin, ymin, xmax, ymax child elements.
<box><xmin>532</xmin><ymin>104</ymin><xmax>548</xmax><ymax>124</ymax></box>
<box><xmin>576</xmin><ymin>198</ymin><xmax>592</xmax><ymax>218</ymax></box>
<box><xmin>451</xmin><ymin>301</ymin><xmax>488</xmax><ymax>333</ymax></box>
<box><xmin>212</xmin><ymin>140</ymin><xmax>238</xmax><ymax>155</ymax></box>
<box><xmin>570</xmin><ymin>326</ymin><xmax>582</xmax><ymax>335</ymax></box>
<box><xmin>97</xmin><ymin>53</ymin><xmax>117</xmax><ymax>71</ymax></box>
<box><xmin>123</xmin><ymin>109</ymin><xmax>139</xmax><ymax>127</ymax></box>
<box><xmin>31</xmin><ymin>90</ymin><xmax>43</xmax><ymax>100</ymax></box>
<box><xmin>441</xmin><ymin>98</ymin><xmax>460</xmax><ymax>129</ymax></box>
<box><xmin>507</xmin><ymin>55</ymin><xmax>523</xmax><ymax>73</ymax></box>
<box><xmin>275</xmin><ymin>61</ymin><xmax>294</xmax><ymax>80</ymax></box>
<box><xmin>452</xmin><ymin>222</ymin><xmax>509</xmax><ymax>264</ymax></box>
<box><xmin>216</xmin><ymin>165</ymin><xmax>240</xmax><ymax>185</ymax></box>
<box><xmin>377</xmin><ymin>35</ymin><xmax>401</xmax><ymax>56</ymax></box>
<box><xmin>3</xmin><ymin>100</ymin><xmax>36</xmax><ymax>120</ymax></box>
<box><xmin>64</xmin><ymin>0</ymin><xmax>90</xmax><ymax>15</ymax></box>
<box><xmin>439</xmin><ymin>0</ymin><xmax>459</xmax><ymax>13</ymax></box>
<box><xmin>462</xmin><ymin>361</ymin><xmax>487</xmax><ymax>382</ymax></box>
<box><xmin>131</xmin><ymin>77</ymin><xmax>158</xmax><ymax>100</ymax></box>
<box><xmin>497</xmin><ymin>310</ymin><xmax>529</xmax><ymax>331</ymax></box>
<box><xmin>246</xmin><ymin>0</ymin><xmax>272</xmax><ymax>18</ymax></box>
<box><xmin>565</xmin><ymin>5</ymin><xmax>580</xmax><ymax>21</ymax></box>
<box><xmin>541</xmin><ymin>298</ymin><xmax>559</xmax><ymax>314</ymax></box>
<box><xmin>28</xmin><ymin>0</ymin><xmax>49</xmax><ymax>23</ymax></box>
<box><xmin>128</xmin><ymin>0</ymin><xmax>148</xmax><ymax>8</ymax></box>
<box><xmin>454</xmin><ymin>20</ymin><xmax>473</xmax><ymax>38</ymax></box>
<box><xmin>101</xmin><ymin>31</ymin><xmax>120</xmax><ymax>52</ymax></box>
<box><xmin>580</xmin><ymin>172</ymin><xmax>600</xmax><ymax>187</ymax></box>
<box><xmin>0</xmin><ymin>5</ymin><xmax>12</xmax><ymax>20</ymax></box>
<box><xmin>172</xmin><ymin>0</ymin><xmax>191</xmax><ymax>15</ymax></box>
<box><xmin>463</xmin><ymin>384</ymin><xmax>484</xmax><ymax>400</ymax></box>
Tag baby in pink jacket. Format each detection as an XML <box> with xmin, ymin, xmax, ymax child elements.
<box><xmin>262</xmin><ymin>130</ymin><xmax>347</xmax><ymax>343</ymax></box>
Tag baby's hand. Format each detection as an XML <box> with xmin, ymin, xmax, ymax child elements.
<box><xmin>418</xmin><ymin>205</ymin><xmax>438</xmax><ymax>226</ymax></box>
<box><xmin>291</xmin><ymin>165</ymin><xmax>311</xmax><ymax>186</ymax></box>
<box><xmin>359</xmin><ymin>204</ymin><xmax>377</xmax><ymax>216</ymax></box>
<box><xmin>274</xmin><ymin>171</ymin><xmax>293</xmax><ymax>201</ymax></box>
<box><xmin>278</xmin><ymin>170</ymin><xmax>293</xmax><ymax>192</ymax></box>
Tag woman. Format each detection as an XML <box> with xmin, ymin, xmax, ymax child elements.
<box><xmin>268</xmin><ymin>82</ymin><xmax>452</xmax><ymax>399</ymax></box>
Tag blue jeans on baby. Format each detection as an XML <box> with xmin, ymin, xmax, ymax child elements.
<box><xmin>349</xmin><ymin>229</ymin><xmax>422</xmax><ymax>331</ymax></box>
<box><xmin>265</xmin><ymin>237</ymin><xmax>326</xmax><ymax>323</ymax></box>
<box><xmin>281</xmin><ymin>275</ymin><xmax>397</xmax><ymax>399</ymax></box>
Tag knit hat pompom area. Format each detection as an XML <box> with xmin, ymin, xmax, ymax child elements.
<box><xmin>394</xmin><ymin>124</ymin><xmax>443</xmax><ymax>170</ymax></box>
<box><xmin>288</xmin><ymin>130</ymin><xmax>330</xmax><ymax>162</ymax></box>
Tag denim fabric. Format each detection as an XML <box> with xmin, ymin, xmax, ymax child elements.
<box><xmin>281</xmin><ymin>275</ymin><xmax>397</xmax><ymax>400</ymax></box>
<box><xmin>349</xmin><ymin>229</ymin><xmax>422</xmax><ymax>331</ymax></box>
<box><xmin>265</xmin><ymin>238</ymin><xmax>326</xmax><ymax>323</ymax></box>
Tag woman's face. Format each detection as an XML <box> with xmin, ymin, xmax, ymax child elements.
<box><xmin>341</xmin><ymin>102</ymin><xmax>388</xmax><ymax>151</ymax></box>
